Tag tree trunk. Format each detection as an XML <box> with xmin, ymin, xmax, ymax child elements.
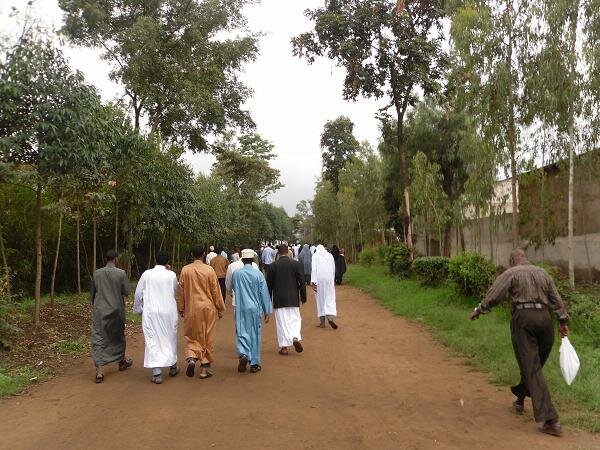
<box><xmin>127</xmin><ymin>228</ymin><xmax>133</xmax><ymax>279</ymax></box>
<box><xmin>567</xmin><ymin>0</ymin><xmax>579</xmax><ymax>289</ymax></box>
<box><xmin>148</xmin><ymin>237</ymin><xmax>153</xmax><ymax>270</ymax></box>
<box><xmin>92</xmin><ymin>215</ymin><xmax>97</xmax><ymax>273</ymax></box>
<box><xmin>443</xmin><ymin>225</ymin><xmax>452</xmax><ymax>257</ymax></box>
<box><xmin>50</xmin><ymin>207</ymin><xmax>63</xmax><ymax>307</ymax></box>
<box><xmin>114</xmin><ymin>202</ymin><xmax>119</xmax><ymax>252</ymax></box>
<box><xmin>76</xmin><ymin>209</ymin><xmax>81</xmax><ymax>295</ymax></box>
<box><xmin>507</xmin><ymin>0</ymin><xmax>519</xmax><ymax>248</ymax></box>
<box><xmin>34</xmin><ymin>182</ymin><xmax>43</xmax><ymax>328</ymax></box>
<box><xmin>0</xmin><ymin>225</ymin><xmax>10</xmax><ymax>295</ymax></box>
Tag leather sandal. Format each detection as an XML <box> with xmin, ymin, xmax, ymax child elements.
<box><xmin>278</xmin><ymin>348</ymin><xmax>289</xmax><ymax>356</ymax></box>
<box><xmin>293</xmin><ymin>339</ymin><xmax>303</xmax><ymax>353</ymax></box>
<box><xmin>238</xmin><ymin>355</ymin><xmax>249</xmax><ymax>373</ymax></box>
<box><xmin>95</xmin><ymin>373</ymin><xmax>104</xmax><ymax>384</ymax></box>
<box><xmin>118</xmin><ymin>357</ymin><xmax>133</xmax><ymax>371</ymax></box>
<box><xmin>250</xmin><ymin>364</ymin><xmax>262</xmax><ymax>373</ymax></box>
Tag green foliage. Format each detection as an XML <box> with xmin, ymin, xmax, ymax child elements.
<box><xmin>0</xmin><ymin>274</ymin><xmax>20</xmax><ymax>350</ymax></box>
<box><xmin>358</xmin><ymin>248</ymin><xmax>376</xmax><ymax>266</ymax></box>
<box><xmin>448</xmin><ymin>252</ymin><xmax>496</xmax><ymax>298</ymax></box>
<box><xmin>59</xmin><ymin>0</ymin><xmax>258</xmax><ymax>150</ymax></box>
<box><xmin>386</xmin><ymin>244</ymin><xmax>412</xmax><ymax>278</ymax></box>
<box><xmin>320</xmin><ymin>116</ymin><xmax>359</xmax><ymax>192</ymax></box>
<box><xmin>412</xmin><ymin>256</ymin><xmax>449</xmax><ymax>286</ymax></box>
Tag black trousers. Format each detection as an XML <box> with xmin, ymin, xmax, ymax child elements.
<box><xmin>510</xmin><ymin>308</ymin><xmax>558</xmax><ymax>423</ymax></box>
<box><xmin>218</xmin><ymin>278</ymin><xmax>226</xmax><ymax>303</ymax></box>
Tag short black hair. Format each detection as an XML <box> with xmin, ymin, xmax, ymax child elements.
<box><xmin>278</xmin><ymin>244</ymin><xmax>288</xmax><ymax>255</ymax></box>
<box><xmin>106</xmin><ymin>250</ymin><xmax>118</xmax><ymax>261</ymax></box>
<box><xmin>215</xmin><ymin>246</ymin><xmax>222</xmax><ymax>254</ymax></box>
<box><xmin>242</xmin><ymin>257</ymin><xmax>254</xmax><ymax>264</ymax></box>
<box><xmin>191</xmin><ymin>245</ymin><xmax>205</xmax><ymax>259</ymax></box>
<box><xmin>156</xmin><ymin>251</ymin><xmax>169</xmax><ymax>266</ymax></box>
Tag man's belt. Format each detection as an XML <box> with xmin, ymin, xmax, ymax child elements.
<box><xmin>515</xmin><ymin>302</ymin><xmax>545</xmax><ymax>310</ymax></box>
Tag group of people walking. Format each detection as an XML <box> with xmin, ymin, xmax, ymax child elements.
<box><xmin>90</xmin><ymin>242</ymin><xmax>571</xmax><ymax>437</ymax></box>
<box><xmin>90</xmin><ymin>242</ymin><xmax>340</xmax><ymax>384</ymax></box>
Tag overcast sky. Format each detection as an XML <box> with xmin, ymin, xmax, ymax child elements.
<box><xmin>1</xmin><ymin>0</ymin><xmax>387</xmax><ymax>215</ymax></box>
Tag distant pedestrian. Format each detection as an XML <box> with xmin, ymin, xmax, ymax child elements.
<box><xmin>267</xmin><ymin>245</ymin><xmax>307</xmax><ymax>355</ymax></box>
<box><xmin>231</xmin><ymin>249</ymin><xmax>272</xmax><ymax>373</ymax></box>
<box><xmin>133</xmin><ymin>251</ymin><xmax>180</xmax><ymax>384</ymax></box>
<box><xmin>90</xmin><ymin>250</ymin><xmax>132</xmax><ymax>383</ymax></box>
<box><xmin>210</xmin><ymin>247</ymin><xmax>230</xmax><ymax>303</ymax></box>
<box><xmin>332</xmin><ymin>246</ymin><xmax>347</xmax><ymax>285</ymax></box>
<box><xmin>298</xmin><ymin>244</ymin><xmax>312</xmax><ymax>285</ymax></box>
<box><xmin>311</xmin><ymin>245</ymin><xmax>338</xmax><ymax>329</ymax></box>
<box><xmin>261</xmin><ymin>244</ymin><xmax>275</xmax><ymax>278</ymax></box>
<box><xmin>205</xmin><ymin>246</ymin><xmax>217</xmax><ymax>265</ymax></box>
<box><xmin>178</xmin><ymin>245</ymin><xmax>226</xmax><ymax>379</ymax></box>
<box><xmin>470</xmin><ymin>248</ymin><xmax>569</xmax><ymax>437</ymax></box>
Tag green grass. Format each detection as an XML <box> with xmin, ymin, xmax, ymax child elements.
<box><xmin>0</xmin><ymin>365</ymin><xmax>51</xmax><ymax>397</ymax></box>
<box><xmin>346</xmin><ymin>264</ymin><xmax>600</xmax><ymax>432</ymax></box>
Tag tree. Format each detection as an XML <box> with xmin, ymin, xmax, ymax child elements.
<box><xmin>409</xmin><ymin>151</ymin><xmax>449</xmax><ymax>256</ymax></box>
<box><xmin>293</xmin><ymin>1</ymin><xmax>447</xmax><ymax>252</ymax></box>
<box><xmin>450</xmin><ymin>0</ymin><xmax>540</xmax><ymax>247</ymax></box>
<box><xmin>59</xmin><ymin>0</ymin><xmax>258</xmax><ymax>149</ymax></box>
<box><xmin>320</xmin><ymin>116</ymin><xmax>359</xmax><ymax>192</ymax></box>
<box><xmin>0</xmin><ymin>35</ymin><xmax>112</xmax><ymax>326</ymax></box>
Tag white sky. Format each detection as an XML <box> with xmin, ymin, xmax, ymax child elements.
<box><xmin>0</xmin><ymin>0</ymin><xmax>387</xmax><ymax>215</ymax></box>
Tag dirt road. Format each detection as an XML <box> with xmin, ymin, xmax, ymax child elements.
<box><xmin>0</xmin><ymin>285</ymin><xmax>597</xmax><ymax>449</ymax></box>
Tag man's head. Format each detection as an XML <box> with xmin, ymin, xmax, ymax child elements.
<box><xmin>191</xmin><ymin>245</ymin><xmax>205</xmax><ymax>260</ymax></box>
<box><xmin>156</xmin><ymin>251</ymin><xmax>169</xmax><ymax>266</ymax></box>
<box><xmin>241</xmin><ymin>248</ymin><xmax>255</xmax><ymax>264</ymax></box>
<box><xmin>215</xmin><ymin>246</ymin><xmax>222</xmax><ymax>255</ymax></box>
<box><xmin>106</xmin><ymin>250</ymin><xmax>118</xmax><ymax>263</ymax></box>
<box><xmin>509</xmin><ymin>248</ymin><xmax>528</xmax><ymax>267</ymax></box>
<box><xmin>278</xmin><ymin>244</ymin><xmax>288</xmax><ymax>255</ymax></box>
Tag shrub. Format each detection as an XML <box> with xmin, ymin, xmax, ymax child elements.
<box><xmin>376</xmin><ymin>245</ymin><xmax>390</xmax><ymax>265</ymax></box>
<box><xmin>358</xmin><ymin>248</ymin><xmax>377</xmax><ymax>266</ymax></box>
<box><xmin>412</xmin><ymin>256</ymin><xmax>449</xmax><ymax>286</ymax></box>
<box><xmin>386</xmin><ymin>244</ymin><xmax>412</xmax><ymax>278</ymax></box>
<box><xmin>448</xmin><ymin>252</ymin><xmax>496</xmax><ymax>298</ymax></box>
<box><xmin>0</xmin><ymin>274</ymin><xmax>20</xmax><ymax>350</ymax></box>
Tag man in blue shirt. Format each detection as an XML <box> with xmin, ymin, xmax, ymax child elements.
<box><xmin>232</xmin><ymin>249</ymin><xmax>272</xmax><ymax>373</ymax></box>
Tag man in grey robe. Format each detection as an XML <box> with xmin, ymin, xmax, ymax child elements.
<box><xmin>91</xmin><ymin>250</ymin><xmax>132</xmax><ymax>383</ymax></box>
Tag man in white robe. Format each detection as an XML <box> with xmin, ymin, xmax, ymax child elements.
<box><xmin>311</xmin><ymin>244</ymin><xmax>338</xmax><ymax>329</ymax></box>
<box><xmin>206</xmin><ymin>246</ymin><xmax>217</xmax><ymax>265</ymax></box>
<box><xmin>133</xmin><ymin>251</ymin><xmax>180</xmax><ymax>384</ymax></box>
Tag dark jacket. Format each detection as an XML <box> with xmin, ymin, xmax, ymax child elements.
<box><xmin>267</xmin><ymin>256</ymin><xmax>307</xmax><ymax>308</ymax></box>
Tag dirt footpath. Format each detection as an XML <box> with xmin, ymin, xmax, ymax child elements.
<box><xmin>0</xmin><ymin>285</ymin><xmax>597</xmax><ymax>450</ymax></box>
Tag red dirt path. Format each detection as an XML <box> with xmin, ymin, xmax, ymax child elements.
<box><xmin>0</xmin><ymin>285</ymin><xmax>597</xmax><ymax>449</ymax></box>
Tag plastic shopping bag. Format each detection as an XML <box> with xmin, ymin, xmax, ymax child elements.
<box><xmin>559</xmin><ymin>337</ymin><xmax>580</xmax><ymax>385</ymax></box>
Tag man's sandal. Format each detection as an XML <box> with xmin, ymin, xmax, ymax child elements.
<box><xmin>250</xmin><ymin>365</ymin><xmax>262</xmax><ymax>373</ymax></box>
<box><xmin>118</xmin><ymin>357</ymin><xmax>133</xmax><ymax>371</ymax></box>
<box><xmin>95</xmin><ymin>373</ymin><xmax>104</xmax><ymax>384</ymax></box>
<box><xmin>278</xmin><ymin>348</ymin><xmax>289</xmax><ymax>356</ymax></box>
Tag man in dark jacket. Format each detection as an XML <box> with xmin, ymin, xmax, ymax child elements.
<box><xmin>267</xmin><ymin>245</ymin><xmax>307</xmax><ymax>355</ymax></box>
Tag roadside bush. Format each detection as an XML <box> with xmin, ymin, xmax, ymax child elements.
<box><xmin>386</xmin><ymin>244</ymin><xmax>412</xmax><ymax>278</ymax></box>
<box><xmin>376</xmin><ymin>245</ymin><xmax>390</xmax><ymax>265</ymax></box>
<box><xmin>412</xmin><ymin>256</ymin><xmax>449</xmax><ymax>286</ymax></box>
<box><xmin>0</xmin><ymin>274</ymin><xmax>20</xmax><ymax>350</ymax></box>
<box><xmin>359</xmin><ymin>248</ymin><xmax>377</xmax><ymax>266</ymax></box>
<box><xmin>448</xmin><ymin>252</ymin><xmax>496</xmax><ymax>298</ymax></box>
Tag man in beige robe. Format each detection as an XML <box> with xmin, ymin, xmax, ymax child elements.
<box><xmin>178</xmin><ymin>245</ymin><xmax>226</xmax><ymax>379</ymax></box>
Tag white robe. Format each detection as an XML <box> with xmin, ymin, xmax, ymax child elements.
<box><xmin>206</xmin><ymin>251</ymin><xmax>217</xmax><ymax>265</ymax></box>
<box><xmin>133</xmin><ymin>265</ymin><xmax>179</xmax><ymax>368</ymax></box>
<box><xmin>311</xmin><ymin>245</ymin><xmax>337</xmax><ymax>317</ymax></box>
<box><xmin>225</xmin><ymin>260</ymin><xmax>259</xmax><ymax>307</ymax></box>
<box><xmin>275</xmin><ymin>307</ymin><xmax>302</xmax><ymax>347</ymax></box>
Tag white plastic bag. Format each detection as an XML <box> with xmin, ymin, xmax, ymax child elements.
<box><xmin>559</xmin><ymin>337</ymin><xmax>580</xmax><ymax>385</ymax></box>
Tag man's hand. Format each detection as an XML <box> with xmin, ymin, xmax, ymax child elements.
<box><xmin>264</xmin><ymin>314</ymin><xmax>270</xmax><ymax>323</ymax></box>
<box><xmin>218</xmin><ymin>311</ymin><xmax>223</xmax><ymax>319</ymax></box>
<box><xmin>311</xmin><ymin>283</ymin><xmax>317</xmax><ymax>294</ymax></box>
<box><xmin>559</xmin><ymin>323</ymin><xmax>570</xmax><ymax>338</ymax></box>
<box><xmin>166</xmin><ymin>264</ymin><xmax>172</xmax><ymax>271</ymax></box>
<box><xmin>179</xmin><ymin>310</ymin><xmax>184</xmax><ymax>318</ymax></box>
<box><xmin>470</xmin><ymin>307</ymin><xmax>481</xmax><ymax>321</ymax></box>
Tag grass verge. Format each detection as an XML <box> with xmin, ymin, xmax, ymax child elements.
<box><xmin>346</xmin><ymin>264</ymin><xmax>600</xmax><ymax>432</ymax></box>
<box><xmin>0</xmin><ymin>292</ymin><xmax>140</xmax><ymax>397</ymax></box>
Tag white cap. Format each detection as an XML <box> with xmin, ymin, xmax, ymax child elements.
<box><xmin>241</xmin><ymin>249</ymin><xmax>255</xmax><ymax>259</ymax></box>
<box><xmin>209</xmin><ymin>246</ymin><xmax>215</xmax><ymax>251</ymax></box>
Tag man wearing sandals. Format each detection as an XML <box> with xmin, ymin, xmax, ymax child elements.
<box><xmin>178</xmin><ymin>245</ymin><xmax>226</xmax><ymax>380</ymax></box>
<box><xmin>90</xmin><ymin>250</ymin><xmax>133</xmax><ymax>383</ymax></box>
<box><xmin>311</xmin><ymin>244</ymin><xmax>338</xmax><ymax>330</ymax></box>
<box><xmin>231</xmin><ymin>249</ymin><xmax>272</xmax><ymax>373</ymax></box>
<box><xmin>133</xmin><ymin>251</ymin><xmax>180</xmax><ymax>384</ymax></box>
<box><xmin>267</xmin><ymin>245</ymin><xmax>306</xmax><ymax>356</ymax></box>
